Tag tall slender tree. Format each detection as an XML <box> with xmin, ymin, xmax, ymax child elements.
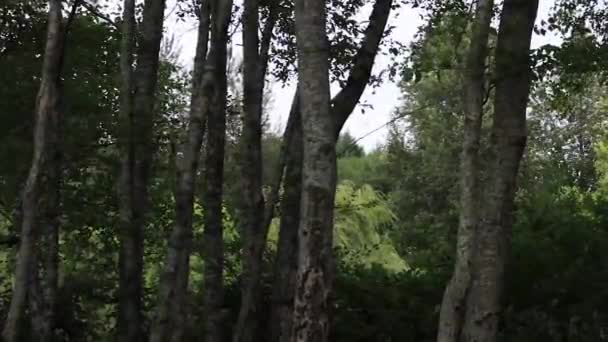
<box><xmin>2</xmin><ymin>1</ymin><xmax>76</xmax><ymax>340</ymax></box>
<box><xmin>149</xmin><ymin>0</ymin><xmax>233</xmax><ymax>340</ymax></box>
<box><xmin>290</xmin><ymin>0</ymin><xmax>334</xmax><ymax>340</ymax></box>
<box><xmin>269</xmin><ymin>95</ymin><xmax>303</xmax><ymax>342</ymax></box>
<box><xmin>116</xmin><ymin>0</ymin><xmax>166</xmax><ymax>340</ymax></box>
<box><xmin>462</xmin><ymin>0</ymin><xmax>539</xmax><ymax>341</ymax></box>
<box><xmin>200</xmin><ymin>1</ymin><xmax>234</xmax><ymax>341</ymax></box>
<box><xmin>233</xmin><ymin>0</ymin><xmax>278</xmax><ymax>340</ymax></box>
<box><xmin>148</xmin><ymin>0</ymin><xmax>210</xmax><ymax>340</ymax></box>
<box><xmin>437</xmin><ymin>1</ymin><xmax>494</xmax><ymax>341</ymax></box>
<box><xmin>269</xmin><ymin>1</ymin><xmax>394</xmax><ymax>340</ymax></box>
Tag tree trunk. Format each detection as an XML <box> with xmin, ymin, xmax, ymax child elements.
<box><xmin>269</xmin><ymin>96</ymin><xmax>303</xmax><ymax>342</ymax></box>
<box><xmin>116</xmin><ymin>0</ymin><xmax>166</xmax><ymax>340</ymax></box>
<box><xmin>29</xmin><ymin>109</ymin><xmax>62</xmax><ymax>342</ymax></box>
<box><xmin>201</xmin><ymin>2</ymin><xmax>233</xmax><ymax>342</ymax></box>
<box><xmin>2</xmin><ymin>0</ymin><xmax>65</xmax><ymax>342</ymax></box>
<box><xmin>149</xmin><ymin>1</ymin><xmax>211</xmax><ymax>341</ymax></box>
<box><xmin>233</xmin><ymin>0</ymin><xmax>277</xmax><ymax>340</ymax></box>
<box><xmin>267</xmin><ymin>1</ymin><xmax>393</xmax><ymax>340</ymax></box>
<box><xmin>436</xmin><ymin>1</ymin><xmax>493</xmax><ymax>341</ymax></box>
<box><xmin>461</xmin><ymin>1</ymin><xmax>539</xmax><ymax>341</ymax></box>
<box><xmin>2</xmin><ymin>0</ymin><xmax>65</xmax><ymax>341</ymax></box>
<box><xmin>290</xmin><ymin>0</ymin><xmax>335</xmax><ymax>340</ymax></box>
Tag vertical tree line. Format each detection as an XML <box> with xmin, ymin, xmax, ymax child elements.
<box><xmin>0</xmin><ymin>0</ymin><xmax>552</xmax><ymax>341</ymax></box>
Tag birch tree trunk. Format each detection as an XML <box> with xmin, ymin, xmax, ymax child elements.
<box><xmin>269</xmin><ymin>97</ymin><xmax>302</xmax><ymax>342</ymax></box>
<box><xmin>233</xmin><ymin>0</ymin><xmax>277</xmax><ymax>340</ymax></box>
<box><xmin>116</xmin><ymin>0</ymin><xmax>136</xmax><ymax>335</ymax></box>
<box><xmin>436</xmin><ymin>1</ymin><xmax>493</xmax><ymax>341</ymax></box>
<box><xmin>269</xmin><ymin>1</ymin><xmax>393</xmax><ymax>340</ymax></box>
<box><xmin>290</xmin><ymin>0</ymin><xmax>335</xmax><ymax>340</ymax></box>
<box><xmin>2</xmin><ymin>0</ymin><xmax>66</xmax><ymax>340</ymax></box>
<box><xmin>149</xmin><ymin>2</ymin><xmax>211</xmax><ymax>340</ymax></box>
<box><xmin>29</xmin><ymin>100</ymin><xmax>62</xmax><ymax>342</ymax></box>
<box><xmin>462</xmin><ymin>1</ymin><xmax>539</xmax><ymax>341</ymax></box>
<box><xmin>201</xmin><ymin>2</ymin><xmax>233</xmax><ymax>341</ymax></box>
<box><xmin>116</xmin><ymin>0</ymin><xmax>166</xmax><ymax>340</ymax></box>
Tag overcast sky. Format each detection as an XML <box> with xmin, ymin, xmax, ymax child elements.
<box><xmin>166</xmin><ymin>0</ymin><xmax>560</xmax><ymax>150</ymax></box>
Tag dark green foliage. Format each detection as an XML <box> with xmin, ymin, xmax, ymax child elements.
<box><xmin>2</xmin><ymin>0</ymin><xmax>608</xmax><ymax>341</ymax></box>
<box><xmin>333</xmin><ymin>265</ymin><xmax>444</xmax><ymax>342</ymax></box>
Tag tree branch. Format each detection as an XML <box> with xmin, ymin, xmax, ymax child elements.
<box><xmin>257</xmin><ymin>0</ymin><xmax>278</xmax><ymax>82</ymax></box>
<box><xmin>81</xmin><ymin>1</ymin><xmax>119</xmax><ymax>29</ymax></box>
<box><xmin>331</xmin><ymin>0</ymin><xmax>394</xmax><ymax>134</ymax></box>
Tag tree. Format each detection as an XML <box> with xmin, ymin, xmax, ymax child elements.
<box><xmin>233</xmin><ymin>0</ymin><xmax>278</xmax><ymax>340</ymax></box>
<box><xmin>116</xmin><ymin>0</ymin><xmax>166</xmax><ymax>340</ymax></box>
<box><xmin>200</xmin><ymin>1</ymin><xmax>234</xmax><ymax>341</ymax></box>
<box><xmin>2</xmin><ymin>0</ymin><xmax>75</xmax><ymax>340</ymax></box>
<box><xmin>270</xmin><ymin>1</ymin><xmax>394</xmax><ymax>340</ymax></box>
<box><xmin>149</xmin><ymin>0</ymin><xmax>234</xmax><ymax>340</ymax></box>
<box><xmin>437</xmin><ymin>0</ymin><xmax>493</xmax><ymax>341</ymax></box>
<box><xmin>333</xmin><ymin>182</ymin><xmax>403</xmax><ymax>272</ymax></box>
<box><xmin>148</xmin><ymin>0</ymin><xmax>210</xmax><ymax>339</ymax></box>
<box><xmin>290</xmin><ymin>0</ymin><xmax>334</xmax><ymax>340</ymax></box>
<box><xmin>269</xmin><ymin>95</ymin><xmax>303</xmax><ymax>342</ymax></box>
<box><xmin>462</xmin><ymin>1</ymin><xmax>539</xmax><ymax>340</ymax></box>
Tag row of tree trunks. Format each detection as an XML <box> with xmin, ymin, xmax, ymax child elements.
<box><xmin>233</xmin><ymin>0</ymin><xmax>278</xmax><ymax>339</ymax></box>
<box><xmin>116</xmin><ymin>0</ymin><xmax>166</xmax><ymax>340</ymax></box>
<box><xmin>148</xmin><ymin>0</ymin><xmax>211</xmax><ymax>340</ymax></box>
<box><xmin>437</xmin><ymin>1</ymin><xmax>540</xmax><ymax>341</ymax></box>
<box><xmin>436</xmin><ymin>0</ymin><xmax>494</xmax><ymax>341</ymax></box>
<box><xmin>268</xmin><ymin>1</ymin><xmax>394</xmax><ymax>340</ymax></box>
<box><xmin>2</xmin><ymin>1</ymin><xmax>71</xmax><ymax>340</ymax></box>
<box><xmin>461</xmin><ymin>1</ymin><xmax>539</xmax><ymax>341</ymax></box>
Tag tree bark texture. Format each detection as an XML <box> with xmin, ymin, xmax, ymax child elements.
<box><xmin>233</xmin><ymin>0</ymin><xmax>278</xmax><ymax>340</ymax></box>
<box><xmin>29</xmin><ymin>107</ymin><xmax>62</xmax><ymax>342</ymax></box>
<box><xmin>461</xmin><ymin>1</ymin><xmax>539</xmax><ymax>341</ymax></box>
<box><xmin>269</xmin><ymin>95</ymin><xmax>302</xmax><ymax>342</ymax></box>
<box><xmin>149</xmin><ymin>1</ymin><xmax>212</xmax><ymax>341</ymax></box>
<box><xmin>2</xmin><ymin>0</ymin><xmax>66</xmax><ymax>341</ymax></box>
<box><xmin>116</xmin><ymin>0</ymin><xmax>166</xmax><ymax>340</ymax></box>
<box><xmin>201</xmin><ymin>2</ymin><xmax>233</xmax><ymax>342</ymax></box>
<box><xmin>290</xmin><ymin>0</ymin><xmax>335</xmax><ymax>341</ymax></box>
<box><xmin>269</xmin><ymin>1</ymin><xmax>393</xmax><ymax>340</ymax></box>
<box><xmin>437</xmin><ymin>1</ymin><xmax>494</xmax><ymax>341</ymax></box>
